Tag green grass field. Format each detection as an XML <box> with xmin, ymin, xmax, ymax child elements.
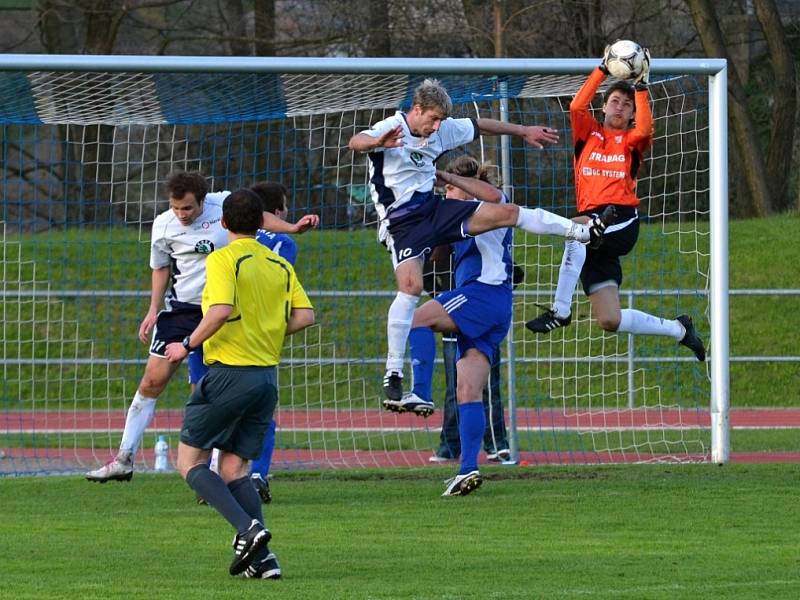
<box><xmin>3</xmin><ymin>213</ymin><xmax>799</xmax><ymax>412</ymax></box>
<box><xmin>1</xmin><ymin>465</ymin><xmax>798</xmax><ymax>599</ymax></box>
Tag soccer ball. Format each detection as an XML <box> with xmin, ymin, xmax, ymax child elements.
<box><xmin>605</xmin><ymin>40</ymin><xmax>646</xmax><ymax>80</ymax></box>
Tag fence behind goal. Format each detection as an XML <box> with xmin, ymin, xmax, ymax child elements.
<box><xmin>0</xmin><ymin>56</ymin><xmax>729</xmax><ymax>475</ymax></box>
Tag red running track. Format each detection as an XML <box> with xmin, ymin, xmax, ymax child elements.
<box><xmin>3</xmin><ymin>408</ymin><xmax>800</xmax><ymax>431</ymax></box>
<box><xmin>2</xmin><ymin>408</ymin><xmax>799</xmax><ymax>468</ymax></box>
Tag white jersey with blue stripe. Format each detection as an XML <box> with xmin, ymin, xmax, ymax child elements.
<box><xmin>256</xmin><ymin>229</ymin><xmax>297</xmax><ymax>265</ymax></box>
<box><xmin>149</xmin><ymin>191</ymin><xmax>230</xmax><ymax>307</ymax></box>
<box><xmin>453</xmin><ymin>192</ymin><xmax>513</xmax><ymax>289</ymax></box>
<box><xmin>363</xmin><ymin>111</ymin><xmax>477</xmax><ymax>214</ymax></box>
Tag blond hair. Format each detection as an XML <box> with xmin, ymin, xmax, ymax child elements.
<box><xmin>412</xmin><ymin>78</ymin><xmax>452</xmax><ymax>117</ymax></box>
<box><xmin>445</xmin><ymin>155</ymin><xmax>499</xmax><ymax>187</ymax></box>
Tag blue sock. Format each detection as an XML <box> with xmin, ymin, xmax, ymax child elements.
<box><xmin>251</xmin><ymin>419</ymin><xmax>276</xmax><ymax>478</ymax></box>
<box><xmin>409</xmin><ymin>327</ymin><xmax>435</xmax><ymax>401</ymax></box>
<box><xmin>458</xmin><ymin>401</ymin><xmax>485</xmax><ymax>475</ymax></box>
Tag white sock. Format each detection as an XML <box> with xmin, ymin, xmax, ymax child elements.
<box><xmin>118</xmin><ymin>391</ymin><xmax>157</xmax><ymax>459</ymax></box>
<box><xmin>516</xmin><ymin>207</ymin><xmax>588</xmax><ymax>242</ymax></box>
<box><xmin>386</xmin><ymin>291</ymin><xmax>420</xmax><ymax>373</ymax></box>
<box><xmin>617</xmin><ymin>309</ymin><xmax>684</xmax><ymax>339</ymax></box>
<box><xmin>552</xmin><ymin>240</ymin><xmax>586</xmax><ymax>318</ymax></box>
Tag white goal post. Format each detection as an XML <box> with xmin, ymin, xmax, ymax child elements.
<box><xmin>0</xmin><ymin>54</ymin><xmax>730</xmax><ymax>473</ymax></box>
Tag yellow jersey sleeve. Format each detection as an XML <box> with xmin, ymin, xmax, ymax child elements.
<box><xmin>202</xmin><ymin>251</ymin><xmax>235</xmax><ymax>309</ymax></box>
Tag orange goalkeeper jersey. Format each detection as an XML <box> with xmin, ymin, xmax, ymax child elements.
<box><xmin>570</xmin><ymin>67</ymin><xmax>653</xmax><ymax>213</ymax></box>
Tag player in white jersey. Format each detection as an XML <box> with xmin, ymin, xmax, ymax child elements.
<box><xmin>403</xmin><ymin>155</ymin><xmax>513</xmax><ymax>496</ymax></box>
<box><xmin>348</xmin><ymin>78</ymin><xmax>613</xmax><ymax>408</ymax></box>
<box><xmin>86</xmin><ymin>172</ymin><xmax>318</xmax><ymax>483</ymax></box>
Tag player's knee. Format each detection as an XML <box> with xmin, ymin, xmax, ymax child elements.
<box><xmin>597</xmin><ymin>314</ymin><xmax>621</xmax><ymax>332</ymax></box>
<box><xmin>456</xmin><ymin>380</ymin><xmax>483</xmax><ymax>401</ymax></box>
<box><xmin>492</xmin><ymin>203</ymin><xmax>518</xmax><ymax>227</ymax></box>
<box><xmin>397</xmin><ymin>279</ymin><xmax>423</xmax><ymax>296</ymax></box>
<box><xmin>138</xmin><ymin>378</ymin><xmax>166</xmax><ymax>397</ymax></box>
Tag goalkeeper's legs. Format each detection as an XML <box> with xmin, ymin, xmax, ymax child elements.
<box><xmin>590</xmin><ymin>286</ymin><xmax>706</xmax><ymax>361</ymax></box>
<box><xmin>526</xmin><ymin>238</ymin><xmax>586</xmax><ymax>334</ymax></box>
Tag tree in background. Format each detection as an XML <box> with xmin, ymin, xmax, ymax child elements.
<box><xmin>0</xmin><ymin>0</ymin><xmax>797</xmax><ymax>216</ymax></box>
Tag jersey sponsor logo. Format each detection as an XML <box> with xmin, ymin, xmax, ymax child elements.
<box><xmin>582</xmin><ymin>166</ymin><xmax>625</xmax><ymax>179</ymax></box>
<box><xmin>196</xmin><ymin>218</ymin><xmax>221</xmax><ymax>230</ymax></box>
<box><xmin>588</xmin><ymin>151</ymin><xmax>625</xmax><ymax>163</ymax></box>
<box><xmin>194</xmin><ymin>240</ymin><xmax>215</xmax><ymax>254</ymax></box>
<box><xmin>409</xmin><ymin>151</ymin><xmax>425</xmax><ymax>168</ymax></box>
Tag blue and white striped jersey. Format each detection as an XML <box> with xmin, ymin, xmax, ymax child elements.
<box><xmin>452</xmin><ymin>193</ymin><xmax>513</xmax><ymax>289</ymax></box>
<box><xmin>363</xmin><ymin>111</ymin><xmax>477</xmax><ymax>214</ymax></box>
<box><xmin>256</xmin><ymin>229</ymin><xmax>297</xmax><ymax>266</ymax></box>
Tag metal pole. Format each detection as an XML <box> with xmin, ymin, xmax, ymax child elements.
<box><xmin>627</xmin><ymin>290</ymin><xmax>635</xmax><ymax>409</ymax></box>
<box><xmin>709</xmin><ymin>65</ymin><xmax>730</xmax><ymax>464</ymax></box>
<box><xmin>498</xmin><ymin>81</ymin><xmax>519</xmax><ymax>463</ymax></box>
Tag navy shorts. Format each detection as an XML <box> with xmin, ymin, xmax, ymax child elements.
<box><xmin>387</xmin><ymin>195</ymin><xmax>481</xmax><ymax>266</ymax></box>
<box><xmin>187</xmin><ymin>348</ymin><xmax>209</xmax><ymax>385</ymax></box>
<box><xmin>180</xmin><ymin>365</ymin><xmax>277</xmax><ymax>460</ymax></box>
<box><xmin>435</xmin><ymin>281</ymin><xmax>512</xmax><ymax>362</ymax></box>
<box><xmin>579</xmin><ymin>205</ymin><xmax>639</xmax><ymax>295</ymax></box>
<box><xmin>149</xmin><ymin>301</ymin><xmax>202</xmax><ymax>358</ymax></box>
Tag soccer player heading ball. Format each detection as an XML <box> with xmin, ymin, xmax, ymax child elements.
<box><xmin>348</xmin><ymin>79</ymin><xmax>615</xmax><ymax>411</ymax></box>
<box><xmin>525</xmin><ymin>43</ymin><xmax>706</xmax><ymax>362</ymax></box>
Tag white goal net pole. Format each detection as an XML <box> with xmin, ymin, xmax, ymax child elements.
<box><xmin>708</xmin><ymin>64</ymin><xmax>730</xmax><ymax>464</ymax></box>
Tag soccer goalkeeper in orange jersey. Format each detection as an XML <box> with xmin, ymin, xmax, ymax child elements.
<box><xmin>525</xmin><ymin>44</ymin><xmax>706</xmax><ymax>361</ymax></box>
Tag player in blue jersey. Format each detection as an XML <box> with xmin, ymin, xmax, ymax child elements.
<box><xmin>403</xmin><ymin>155</ymin><xmax>514</xmax><ymax>496</ymax></box>
<box><xmin>348</xmin><ymin>79</ymin><xmax>613</xmax><ymax>412</ymax></box>
<box><xmin>190</xmin><ymin>182</ymin><xmax>299</xmax><ymax>504</ymax></box>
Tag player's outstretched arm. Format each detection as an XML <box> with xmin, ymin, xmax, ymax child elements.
<box><xmin>138</xmin><ymin>267</ymin><xmax>170</xmax><ymax>344</ymax></box>
<box><xmin>263</xmin><ymin>212</ymin><xmax>320</xmax><ymax>234</ymax></box>
<box><xmin>348</xmin><ymin>125</ymin><xmax>404</xmax><ymax>152</ymax></box>
<box><xmin>436</xmin><ymin>169</ymin><xmax>503</xmax><ymax>203</ymax></box>
<box><xmin>476</xmin><ymin>118</ymin><xmax>559</xmax><ymax>149</ymax></box>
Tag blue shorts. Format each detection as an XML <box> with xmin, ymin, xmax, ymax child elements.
<box><xmin>435</xmin><ymin>281</ymin><xmax>512</xmax><ymax>361</ymax></box>
<box><xmin>187</xmin><ymin>348</ymin><xmax>209</xmax><ymax>385</ymax></box>
<box><xmin>387</xmin><ymin>195</ymin><xmax>480</xmax><ymax>266</ymax></box>
<box><xmin>149</xmin><ymin>301</ymin><xmax>202</xmax><ymax>358</ymax></box>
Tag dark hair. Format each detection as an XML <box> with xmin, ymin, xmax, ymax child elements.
<box><xmin>603</xmin><ymin>80</ymin><xmax>636</xmax><ymax>105</ymax></box>
<box><xmin>166</xmin><ymin>171</ymin><xmax>208</xmax><ymax>204</ymax></box>
<box><xmin>222</xmin><ymin>189</ymin><xmax>263</xmax><ymax>235</ymax></box>
<box><xmin>444</xmin><ymin>154</ymin><xmax>499</xmax><ymax>186</ymax></box>
<box><xmin>250</xmin><ymin>181</ymin><xmax>288</xmax><ymax>214</ymax></box>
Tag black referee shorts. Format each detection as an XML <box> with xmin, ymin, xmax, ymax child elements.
<box><xmin>578</xmin><ymin>205</ymin><xmax>639</xmax><ymax>296</ymax></box>
<box><xmin>180</xmin><ymin>365</ymin><xmax>277</xmax><ymax>460</ymax></box>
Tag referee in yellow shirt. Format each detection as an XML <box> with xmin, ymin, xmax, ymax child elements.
<box><xmin>164</xmin><ymin>188</ymin><xmax>314</xmax><ymax>578</ymax></box>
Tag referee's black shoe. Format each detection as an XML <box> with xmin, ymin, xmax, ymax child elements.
<box><xmin>251</xmin><ymin>474</ymin><xmax>272</xmax><ymax>504</ymax></box>
<box><xmin>677</xmin><ymin>314</ymin><xmax>706</xmax><ymax>362</ymax></box>
<box><xmin>230</xmin><ymin>520</ymin><xmax>271</xmax><ymax>576</ymax></box>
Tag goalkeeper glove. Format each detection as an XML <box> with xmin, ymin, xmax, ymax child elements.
<box><xmin>633</xmin><ymin>48</ymin><xmax>651</xmax><ymax>90</ymax></box>
<box><xmin>599</xmin><ymin>44</ymin><xmax>612</xmax><ymax>75</ymax></box>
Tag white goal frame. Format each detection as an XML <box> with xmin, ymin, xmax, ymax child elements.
<box><xmin>1</xmin><ymin>54</ymin><xmax>730</xmax><ymax>465</ymax></box>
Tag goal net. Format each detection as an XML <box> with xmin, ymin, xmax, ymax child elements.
<box><xmin>0</xmin><ymin>57</ymin><xmax>723</xmax><ymax>475</ymax></box>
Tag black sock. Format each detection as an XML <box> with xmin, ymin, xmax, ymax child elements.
<box><xmin>186</xmin><ymin>465</ymin><xmax>252</xmax><ymax>533</ymax></box>
<box><xmin>228</xmin><ymin>476</ymin><xmax>268</xmax><ymax>561</ymax></box>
